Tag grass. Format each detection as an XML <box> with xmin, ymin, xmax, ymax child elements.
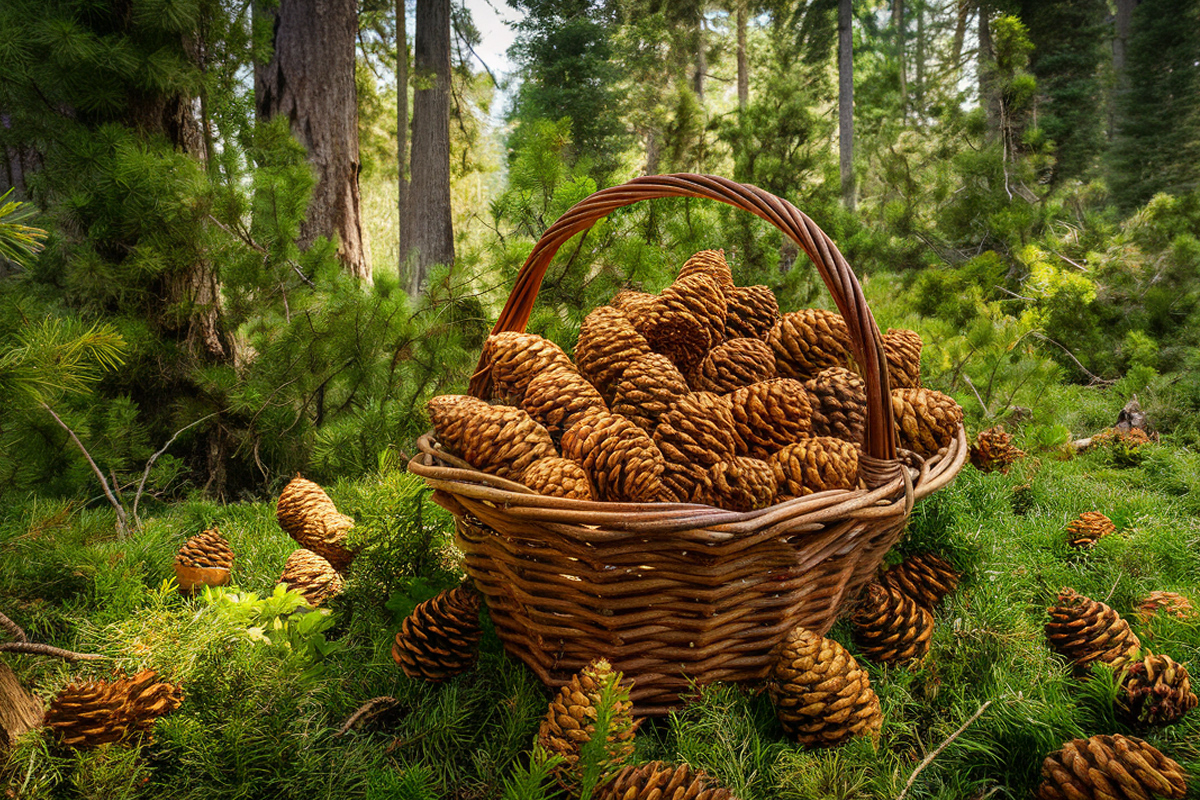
<box><xmin>3</xmin><ymin>392</ymin><xmax>1200</xmax><ymax>799</ymax></box>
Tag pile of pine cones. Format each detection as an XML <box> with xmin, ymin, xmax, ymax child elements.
<box><xmin>429</xmin><ymin>250</ymin><xmax>963</xmax><ymax>511</ymax></box>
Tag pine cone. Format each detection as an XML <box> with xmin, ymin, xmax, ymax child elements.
<box><xmin>1119</xmin><ymin>654</ymin><xmax>1198</xmax><ymax>726</ymax></box>
<box><xmin>728</xmin><ymin>378</ymin><xmax>813</xmax><ymax>459</ymax></box>
<box><xmin>45</xmin><ymin>670</ymin><xmax>183</xmax><ymax>748</ymax></box>
<box><xmin>562</xmin><ymin>410</ymin><xmax>666</xmax><ymax>503</ymax></box>
<box><xmin>611</xmin><ymin>352</ymin><xmax>690</xmax><ymax>433</ymax></box>
<box><xmin>691</xmin><ymin>337</ymin><xmax>776</xmax><ymax>394</ymax></box>
<box><xmin>724</xmin><ymin>285</ymin><xmax>780</xmax><ymax>341</ymax></box>
<box><xmin>879</xmin><ymin>552</ymin><xmax>960</xmax><ymax>610</ymax></box>
<box><xmin>426</xmin><ymin>395</ymin><xmax>557</xmax><ymax>480</ymax></box>
<box><xmin>659</xmin><ymin>459</ymin><xmax>714</xmax><ymax>504</ymax></box>
<box><xmin>611</xmin><ymin>289</ymin><xmax>658</xmax><ymax>319</ymax></box>
<box><xmin>891</xmin><ymin>387</ymin><xmax>964</xmax><ymax>458</ymax></box>
<box><xmin>522</xmin><ymin>364</ymin><xmax>608</xmax><ymax>441</ymax></box>
<box><xmin>804</xmin><ymin>367</ymin><xmax>867</xmax><ymax>449</ymax></box>
<box><xmin>173</xmin><ymin>527</ymin><xmax>233</xmax><ymax>593</ymax></box>
<box><xmin>970</xmin><ymin>426</ymin><xmax>1026</xmax><ymax>473</ymax></box>
<box><xmin>538</xmin><ymin>658</ymin><xmax>640</xmax><ymax>789</ymax></box>
<box><xmin>769</xmin><ymin>310</ymin><xmax>851</xmax><ymax>380</ymax></box>
<box><xmin>1035</xmin><ymin>734</ymin><xmax>1187</xmax><ymax>800</ymax></box>
<box><xmin>694</xmin><ymin>457</ymin><xmax>778</xmax><ymax>512</ymax></box>
<box><xmin>768</xmin><ymin>625</ymin><xmax>883</xmax><ymax>748</ymax></box>
<box><xmin>575</xmin><ymin>306</ymin><xmax>653</xmax><ymax>403</ymax></box>
<box><xmin>1137</xmin><ymin>591</ymin><xmax>1196</xmax><ymax>624</ymax></box>
<box><xmin>677</xmin><ymin>248</ymin><xmax>735</xmax><ymax>292</ymax></box>
<box><xmin>769</xmin><ymin>436</ymin><xmax>860</xmax><ymax>500</ymax></box>
<box><xmin>278</xmin><ymin>548</ymin><xmax>344</xmax><ymax>606</ymax></box>
<box><xmin>1066</xmin><ymin>511</ymin><xmax>1117</xmax><ymax>549</ymax></box>
<box><xmin>1045</xmin><ymin>588</ymin><xmax>1142</xmax><ymax>676</ymax></box>
<box><xmin>638</xmin><ymin>274</ymin><xmax>728</xmax><ymax>373</ymax></box>
<box><xmin>883</xmin><ymin>328</ymin><xmax>922</xmax><ymax>389</ymax></box>
<box><xmin>653</xmin><ymin>392</ymin><xmax>738</xmax><ymax>468</ymax></box>
<box><xmin>483</xmin><ymin>331</ymin><xmax>572</xmax><ymax>403</ymax></box>
<box><xmin>521</xmin><ymin>456</ymin><xmax>594</xmax><ymax>501</ymax></box>
<box><xmin>596</xmin><ymin>761</ymin><xmax>736</xmax><ymax>800</ymax></box>
<box><xmin>392</xmin><ymin>584</ymin><xmax>483</xmax><ymax>682</ymax></box>
<box><xmin>275</xmin><ymin>475</ymin><xmax>357</xmax><ymax>572</ymax></box>
<box><xmin>851</xmin><ymin>581</ymin><xmax>935</xmax><ymax>665</ymax></box>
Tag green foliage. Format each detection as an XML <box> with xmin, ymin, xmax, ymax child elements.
<box><xmin>0</xmin><ymin>189</ymin><xmax>48</xmax><ymax>267</ymax></box>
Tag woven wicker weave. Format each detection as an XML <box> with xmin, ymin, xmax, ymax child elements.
<box><xmin>409</xmin><ymin>174</ymin><xmax>966</xmax><ymax>715</ymax></box>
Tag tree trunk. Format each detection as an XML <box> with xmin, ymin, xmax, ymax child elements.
<box><xmin>402</xmin><ymin>0</ymin><xmax>454</xmax><ymax>294</ymax></box>
<box><xmin>397</xmin><ymin>0</ymin><xmax>410</xmax><ymax>281</ymax></box>
<box><xmin>736</xmin><ymin>1</ymin><xmax>748</xmax><ymax>111</ymax></box>
<box><xmin>978</xmin><ymin>2</ymin><xmax>1000</xmax><ymax>141</ymax></box>
<box><xmin>1</xmin><ymin>661</ymin><xmax>42</xmax><ymax>754</ymax></box>
<box><xmin>894</xmin><ymin>0</ymin><xmax>906</xmax><ymax>122</ymax></box>
<box><xmin>838</xmin><ymin>0</ymin><xmax>855</xmax><ymax>211</ymax></box>
<box><xmin>1109</xmin><ymin>0</ymin><xmax>1137</xmax><ymax>141</ymax></box>
<box><xmin>256</xmin><ymin>0</ymin><xmax>370</xmax><ymax>282</ymax></box>
<box><xmin>693</xmin><ymin>12</ymin><xmax>707</xmax><ymax>102</ymax></box>
<box><xmin>952</xmin><ymin>0</ymin><xmax>971</xmax><ymax>71</ymax></box>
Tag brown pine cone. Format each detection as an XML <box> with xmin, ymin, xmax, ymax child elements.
<box><xmin>426</xmin><ymin>395</ymin><xmax>557</xmax><ymax>481</ymax></box>
<box><xmin>851</xmin><ymin>581</ymin><xmax>934</xmax><ymax>665</ymax></box>
<box><xmin>769</xmin><ymin>310</ymin><xmax>851</xmax><ymax>380</ymax></box>
<box><xmin>522</xmin><ymin>364</ymin><xmax>608</xmax><ymax>441</ymax></box>
<box><xmin>694</xmin><ymin>457</ymin><xmax>778</xmax><ymax>512</ymax></box>
<box><xmin>278</xmin><ymin>548</ymin><xmax>344</xmax><ymax>606</ymax></box>
<box><xmin>173</xmin><ymin>527</ymin><xmax>234</xmax><ymax>593</ymax></box>
<box><xmin>728</xmin><ymin>378</ymin><xmax>813</xmax><ymax>459</ymax></box>
<box><xmin>768</xmin><ymin>625</ymin><xmax>883</xmax><ymax>748</ymax></box>
<box><xmin>275</xmin><ymin>475</ymin><xmax>357</xmax><ymax>572</ymax></box>
<box><xmin>1035</xmin><ymin>734</ymin><xmax>1187</xmax><ymax>800</ymax></box>
<box><xmin>969</xmin><ymin>426</ymin><xmax>1026</xmax><ymax>473</ymax></box>
<box><xmin>659</xmin><ymin>459</ymin><xmax>714</xmax><ymax>504</ymax></box>
<box><xmin>883</xmin><ymin>328</ymin><xmax>923</xmax><ymax>389</ymax></box>
<box><xmin>638</xmin><ymin>274</ymin><xmax>728</xmax><ymax>373</ymax></box>
<box><xmin>804</xmin><ymin>367</ymin><xmax>868</xmax><ymax>450</ymax></box>
<box><xmin>521</xmin><ymin>456</ymin><xmax>594</xmax><ymax>501</ymax></box>
<box><xmin>1045</xmin><ymin>588</ymin><xmax>1142</xmax><ymax>676</ymax></box>
<box><xmin>1118</xmin><ymin>653</ymin><xmax>1198</xmax><ymax>726</ymax></box>
<box><xmin>769</xmin><ymin>436</ymin><xmax>859</xmax><ymax>500</ymax></box>
<box><xmin>392</xmin><ymin>584</ymin><xmax>482</xmax><ymax>682</ymax></box>
<box><xmin>1137</xmin><ymin>591</ymin><xmax>1196</xmax><ymax>624</ymax></box>
<box><xmin>562</xmin><ymin>410</ymin><xmax>666</xmax><ymax>503</ymax></box>
<box><xmin>652</xmin><ymin>393</ymin><xmax>738</xmax><ymax>503</ymax></box>
<box><xmin>724</xmin><ymin>285</ymin><xmax>780</xmax><ymax>341</ymax></box>
<box><xmin>575</xmin><ymin>306</ymin><xmax>653</xmax><ymax>404</ymax></box>
<box><xmin>611</xmin><ymin>352</ymin><xmax>690</xmax><ymax>433</ymax></box>
<box><xmin>611</xmin><ymin>289</ymin><xmax>658</xmax><ymax>319</ymax></box>
<box><xmin>1066</xmin><ymin>511</ymin><xmax>1117</xmax><ymax>549</ymax></box>
<box><xmin>596</xmin><ymin>761</ymin><xmax>737</xmax><ymax>800</ymax></box>
<box><xmin>677</xmin><ymin>248</ymin><xmax>735</xmax><ymax>293</ymax></box>
<box><xmin>880</xmin><ymin>552</ymin><xmax>960</xmax><ymax>610</ymax></box>
<box><xmin>891</xmin><ymin>387</ymin><xmax>964</xmax><ymax>458</ymax></box>
<box><xmin>45</xmin><ymin>670</ymin><xmax>183</xmax><ymax>748</ymax></box>
<box><xmin>691</xmin><ymin>337</ymin><xmax>777</xmax><ymax>394</ymax></box>
<box><xmin>482</xmin><ymin>331</ymin><xmax>572</xmax><ymax>403</ymax></box>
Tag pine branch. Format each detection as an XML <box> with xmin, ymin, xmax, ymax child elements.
<box><xmin>38</xmin><ymin>401</ymin><xmax>129</xmax><ymax>536</ymax></box>
<box><xmin>0</xmin><ymin>642</ymin><xmax>105</xmax><ymax>662</ymax></box>
<box><xmin>334</xmin><ymin>696</ymin><xmax>399</xmax><ymax>736</ymax></box>
<box><xmin>896</xmin><ymin>699</ymin><xmax>993</xmax><ymax>800</ymax></box>
<box><xmin>132</xmin><ymin>412</ymin><xmax>219</xmax><ymax>527</ymax></box>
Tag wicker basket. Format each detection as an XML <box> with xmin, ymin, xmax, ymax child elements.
<box><xmin>408</xmin><ymin>174</ymin><xmax>967</xmax><ymax>715</ymax></box>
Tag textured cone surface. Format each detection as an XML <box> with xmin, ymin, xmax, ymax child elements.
<box><xmin>1137</xmin><ymin>591</ymin><xmax>1196</xmax><ymax>623</ymax></box>
<box><xmin>804</xmin><ymin>367</ymin><xmax>867</xmax><ymax>449</ymax></box>
<box><xmin>1066</xmin><ymin>511</ymin><xmax>1118</xmax><ymax>549</ymax></box>
<box><xmin>769</xmin><ymin>309</ymin><xmax>851</xmax><ymax>380</ymax></box>
<box><xmin>537</xmin><ymin>658</ymin><xmax>640</xmax><ymax>790</ymax></box>
<box><xmin>639</xmin><ymin>274</ymin><xmax>728</xmax><ymax>372</ymax></box>
<box><xmin>611</xmin><ymin>353</ymin><xmax>690</xmax><ymax>433</ymax></box>
<box><xmin>522</xmin><ymin>364</ymin><xmax>608</xmax><ymax>441</ymax></box>
<box><xmin>970</xmin><ymin>426</ymin><xmax>1026</xmax><ymax>473</ymax></box>
<box><xmin>1119</xmin><ymin>654</ymin><xmax>1198</xmax><ymax>726</ymax></box>
<box><xmin>729</xmin><ymin>378</ymin><xmax>813</xmax><ymax>459</ymax></box>
<box><xmin>769</xmin><ymin>437</ymin><xmax>859</xmax><ymax>500</ymax></box>
<box><xmin>392</xmin><ymin>584</ymin><xmax>482</xmax><ymax>682</ymax></box>
<box><xmin>279</xmin><ymin>548</ymin><xmax>345</xmax><ymax>606</ymax></box>
<box><xmin>659</xmin><ymin>459</ymin><xmax>714</xmax><ymax>503</ymax></box>
<box><xmin>175</xmin><ymin>527</ymin><xmax>234</xmax><ymax>570</ymax></box>
<box><xmin>692</xmin><ymin>338</ymin><xmax>777</xmax><ymax>394</ymax></box>
<box><xmin>521</xmin><ymin>456</ymin><xmax>595</xmax><ymax>501</ymax></box>
<box><xmin>483</xmin><ymin>331</ymin><xmax>572</xmax><ymax>403</ymax></box>
<box><xmin>880</xmin><ymin>552</ymin><xmax>960</xmax><ymax>609</ymax></box>
<box><xmin>851</xmin><ymin>581</ymin><xmax>935</xmax><ymax>665</ymax></box>
<box><xmin>612</xmin><ymin>289</ymin><xmax>658</xmax><ymax>319</ymax></box>
<box><xmin>596</xmin><ymin>761</ymin><xmax>738</xmax><ymax>800</ymax></box>
<box><xmin>1045</xmin><ymin>588</ymin><xmax>1142</xmax><ymax>675</ymax></box>
<box><xmin>576</xmin><ymin>306</ymin><xmax>654</xmax><ymax>403</ymax></box>
<box><xmin>883</xmin><ymin>328</ymin><xmax>923</xmax><ymax>389</ymax></box>
<box><xmin>695</xmin><ymin>457</ymin><xmax>778</xmax><ymax>512</ymax></box>
<box><xmin>45</xmin><ymin>670</ymin><xmax>182</xmax><ymax>748</ymax></box>
<box><xmin>891</xmin><ymin>388</ymin><xmax>964</xmax><ymax>458</ymax></box>
<box><xmin>653</xmin><ymin>393</ymin><xmax>738</xmax><ymax>468</ymax></box>
<box><xmin>1035</xmin><ymin>734</ymin><xmax>1187</xmax><ymax>800</ymax></box>
<box><xmin>426</xmin><ymin>395</ymin><xmax>557</xmax><ymax>480</ymax></box>
<box><xmin>275</xmin><ymin>476</ymin><xmax>356</xmax><ymax>572</ymax></box>
<box><xmin>768</xmin><ymin>625</ymin><xmax>883</xmax><ymax>748</ymax></box>
<box><xmin>677</xmin><ymin>248</ymin><xmax>735</xmax><ymax>292</ymax></box>
<box><xmin>725</xmin><ymin>285</ymin><xmax>780</xmax><ymax>341</ymax></box>
<box><xmin>562</xmin><ymin>410</ymin><xmax>666</xmax><ymax>503</ymax></box>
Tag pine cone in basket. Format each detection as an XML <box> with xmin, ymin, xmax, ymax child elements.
<box><xmin>691</xmin><ymin>337</ymin><xmax>777</xmax><ymax>394</ymax></box>
<box><xmin>851</xmin><ymin>581</ymin><xmax>934</xmax><ymax>665</ymax></box>
<box><xmin>768</xmin><ymin>625</ymin><xmax>883</xmax><ymax>748</ymax></box>
<box><xmin>392</xmin><ymin>584</ymin><xmax>482</xmax><ymax>682</ymax></box>
<box><xmin>611</xmin><ymin>289</ymin><xmax>658</xmax><ymax>319</ymax></box>
<box><xmin>482</xmin><ymin>331</ymin><xmax>572</xmax><ymax>403</ymax></box>
<box><xmin>728</xmin><ymin>378</ymin><xmax>813</xmax><ymax>459</ymax></box>
<box><xmin>883</xmin><ymin>328</ymin><xmax>922</xmax><ymax>389</ymax></box>
<box><xmin>173</xmin><ymin>527</ymin><xmax>233</xmax><ymax>593</ymax></box>
<box><xmin>276</xmin><ymin>475</ymin><xmax>357</xmax><ymax>572</ymax></box>
<box><xmin>522</xmin><ymin>363</ymin><xmax>608</xmax><ymax>441</ymax></box>
<box><xmin>426</xmin><ymin>395</ymin><xmax>557</xmax><ymax>481</ymax></box>
<box><xmin>1045</xmin><ymin>588</ymin><xmax>1142</xmax><ymax>676</ymax></box>
<box><xmin>45</xmin><ymin>670</ymin><xmax>183</xmax><ymax>748</ymax></box>
<box><xmin>1118</xmin><ymin>653</ymin><xmax>1198</xmax><ymax>726</ymax></box>
<box><xmin>891</xmin><ymin>387</ymin><xmax>964</xmax><ymax>458</ymax></box>
<box><xmin>969</xmin><ymin>426</ymin><xmax>1026</xmax><ymax>473</ymax></box>
<box><xmin>652</xmin><ymin>392</ymin><xmax>738</xmax><ymax>501</ymax></box>
<box><xmin>1066</xmin><ymin>511</ymin><xmax>1117</xmax><ymax>549</ymax></box>
<box><xmin>694</xmin><ymin>456</ymin><xmax>778</xmax><ymax>512</ymax></box>
<box><xmin>521</xmin><ymin>456</ymin><xmax>594</xmax><ymax>501</ymax></box>
<box><xmin>596</xmin><ymin>761</ymin><xmax>737</xmax><ymax>800</ymax></box>
<box><xmin>659</xmin><ymin>459</ymin><xmax>713</xmax><ymax>504</ymax></box>
<box><xmin>677</xmin><ymin>248</ymin><xmax>735</xmax><ymax>292</ymax></box>
<box><xmin>611</xmin><ymin>352</ymin><xmax>690</xmax><ymax>433</ymax></box>
<box><xmin>1035</xmin><ymin>734</ymin><xmax>1187</xmax><ymax>800</ymax></box>
<box><xmin>576</xmin><ymin>306</ymin><xmax>654</xmax><ymax>403</ymax></box>
<box><xmin>278</xmin><ymin>548</ymin><xmax>344</xmax><ymax>606</ymax></box>
<box><xmin>562</xmin><ymin>409</ymin><xmax>666</xmax><ymax>502</ymax></box>
<box><xmin>637</xmin><ymin>274</ymin><xmax>728</xmax><ymax>373</ymax></box>
<box><xmin>1137</xmin><ymin>591</ymin><xmax>1196</xmax><ymax>624</ymax></box>
<box><xmin>804</xmin><ymin>367</ymin><xmax>867</xmax><ymax>449</ymax></box>
<box><xmin>724</xmin><ymin>285</ymin><xmax>780</xmax><ymax>341</ymax></box>
<box><xmin>769</xmin><ymin>436</ymin><xmax>860</xmax><ymax>500</ymax></box>
<box><xmin>769</xmin><ymin>309</ymin><xmax>851</xmax><ymax>380</ymax></box>
<box><xmin>879</xmin><ymin>552</ymin><xmax>960</xmax><ymax>610</ymax></box>
<box><xmin>538</xmin><ymin>658</ymin><xmax>640</xmax><ymax>790</ymax></box>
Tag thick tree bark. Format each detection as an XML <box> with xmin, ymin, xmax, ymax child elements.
<box><xmin>952</xmin><ymin>0</ymin><xmax>970</xmax><ymax>71</ymax></box>
<box><xmin>402</xmin><ymin>0</ymin><xmax>454</xmax><ymax>293</ymax></box>
<box><xmin>1</xmin><ymin>661</ymin><xmax>42</xmax><ymax>753</ymax></box>
<box><xmin>397</xmin><ymin>0</ymin><xmax>410</xmax><ymax>281</ymax></box>
<box><xmin>693</xmin><ymin>13</ymin><xmax>707</xmax><ymax>102</ymax></box>
<box><xmin>256</xmin><ymin>0</ymin><xmax>370</xmax><ymax>282</ymax></box>
<box><xmin>838</xmin><ymin>0</ymin><xmax>855</xmax><ymax>211</ymax></box>
<box><xmin>736</xmin><ymin>1</ymin><xmax>748</xmax><ymax>111</ymax></box>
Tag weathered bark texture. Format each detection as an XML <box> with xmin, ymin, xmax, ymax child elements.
<box><xmin>736</xmin><ymin>2</ymin><xmax>748</xmax><ymax>111</ymax></box>
<box><xmin>838</xmin><ymin>0</ymin><xmax>855</xmax><ymax>211</ymax></box>
<box><xmin>1</xmin><ymin>661</ymin><xmax>42</xmax><ymax>753</ymax></box>
<box><xmin>397</xmin><ymin>0</ymin><xmax>410</xmax><ymax>281</ymax></box>
<box><xmin>978</xmin><ymin>2</ymin><xmax>1000</xmax><ymax>141</ymax></box>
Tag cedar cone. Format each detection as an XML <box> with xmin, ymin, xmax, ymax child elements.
<box><xmin>1137</xmin><ymin>591</ymin><xmax>1196</xmax><ymax>624</ymax></box>
<box><xmin>692</xmin><ymin>337</ymin><xmax>777</xmax><ymax>394</ymax></box>
<box><xmin>173</xmin><ymin>527</ymin><xmax>233</xmax><ymax>593</ymax></box>
<box><xmin>1045</xmin><ymin>588</ymin><xmax>1142</xmax><ymax>676</ymax></box>
<box><xmin>521</xmin><ymin>456</ymin><xmax>595</xmax><ymax>501</ymax></box>
<box><xmin>1066</xmin><ymin>511</ymin><xmax>1117</xmax><ymax>549</ymax></box>
<box><xmin>851</xmin><ymin>581</ymin><xmax>935</xmax><ymax>665</ymax></box>
<box><xmin>562</xmin><ymin>410</ymin><xmax>666</xmax><ymax>503</ymax></box>
<box><xmin>724</xmin><ymin>285</ymin><xmax>780</xmax><ymax>341</ymax></box>
<box><xmin>575</xmin><ymin>306</ymin><xmax>654</xmax><ymax>403</ymax></box>
<box><xmin>392</xmin><ymin>584</ymin><xmax>483</xmax><ymax>682</ymax></box>
<box><xmin>677</xmin><ymin>248</ymin><xmax>735</xmax><ymax>292</ymax></box>
<box><xmin>482</xmin><ymin>331</ymin><xmax>572</xmax><ymax>403</ymax></box>
<box><xmin>728</xmin><ymin>378</ymin><xmax>813</xmax><ymax>459</ymax></box>
<box><xmin>637</xmin><ymin>274</ymin><xmax>728</xmax><ymax>373</ymax></box>
<box><xmin>804</xmin><ymin>367</ymin><xmax>868</xmax><ymax>450</ymax></box>
<box><xmin>538</xmin><ymin>658</ymin><xmax>640</xmax><ymax>790</ymax></box>
<box><xmin>969</xmin><ymin>426</ymin><xmax>1026</xmax><ymax>473</ymax></box>
<box><xmin>611</xmin><ymin>352</ymin><xmax>690</xmax><ymax>433</ymax></box>
<box><xmin>769</xmin><ymin>309</ymin><xmax>851</xmax><ymax>380</ymax></box>
<box><xmin>44</xmin><ymin>670</ymin><xmax>183</xmax><ymax>748</ymax></box>
<box><xmin>767</xmin><ymin>625</ymin><xmax>883</xmax><ymax>748</ymax></box>
<box><xmin>278</xmin><ymin>548</ymin><xmax>344</xmax><ymax>606</ymax></box>
<box><xmin>426</xmin><ymin>395</ymin><xmax>557</xmax><ymax>481</ymax></box>
<box><xmin>522</xmin><ymin>364</ymin><xmax>608</xmax><ymax>441</ymax></box>
<box><xmin>879</xmin><ymin>552</ymin><xmax>960</xmax><ymax>610</ymax></box>
<box><xmin>1035</xmin><ymin>734</ymin><xmax>1187</xmax><ymax>800</ymax></box>
<box><xmin>891</xmin><ymin>387</ymin><xmax>964</xmax><ymax>458</ymax></box>
<box><xmin>694</xmin><ymin>457</ymin><xmax>778</xmax><ymax>512</ymax></box>
<box><xmin>275</xmin><ymin>475</ymin><xmax>357</xmax><ymax>572</ymax></box>
<box><xmin>596</xmin><ymin>761</ymin><xmax>737</xmax><ymax>800</ymax></box>
<box><xmin>883</xmin><ymin>328</ymin><xmax>923</xmax><ymax>389</ymax></box>
<box><xmin>611</xmin><ymin>289</ymin><xmax>658</xmax><ymax>319</ymax></box>
<box><xmin>1118</xmin><ymin>653</ymin><xmax>1198</xmax><ymax>726</ymax></box>
<box><xmin>769</xmin><ymin>437</ymin><xmax>860</xmax><ymax>500</ymax></box>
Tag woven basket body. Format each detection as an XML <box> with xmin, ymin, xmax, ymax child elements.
<box><xmin>409</xmin><ymin>175</ymin><xmax>966</xmax><ymax>715</ymax></box>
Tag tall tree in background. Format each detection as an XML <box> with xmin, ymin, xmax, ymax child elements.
<box><xmin>839</xmin><ymin>0</ymin><xmax>855</xmax><ymax>210</ymax></box>
<box><xmin>397</xmin><ymin>0</ymin><xmax>411</xmax><ymax>281</ymax></box>
<box><xmin>893</xmin><ymin>0</ymin><xmax>906</xmax><ymax>121</ymax></box>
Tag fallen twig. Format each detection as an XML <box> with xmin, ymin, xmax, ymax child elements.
<box><xmin>896</xmin><ymin>700</ymin><xmax>993</xmax><ymax>800</ymax></box>
<box><xmin>0</xmin><ymin>642</ymin><xmax>105</xmax><ymax>662</ymax></box>
<box><xmin>0</xmin><ymin>610</ymin><xmax>27</xmax><ymax>643</ymax></box>
<box><xmin>335</xmin><ymin>695</ymin><xmax>399</xmax><ymax>737</ymax></box>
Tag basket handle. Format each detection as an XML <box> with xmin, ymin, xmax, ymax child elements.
<box><xmin>469</xmin><ymin>173</ymin><xmax>898</xmax><ymax>462</ymax></box>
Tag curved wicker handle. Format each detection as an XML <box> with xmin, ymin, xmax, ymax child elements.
<box><xmin>470</xmin><ymin>173</ymin><xmax>898</xmax><ymax>461</ymax></box>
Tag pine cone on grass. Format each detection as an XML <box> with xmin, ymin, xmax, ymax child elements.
<box><xmin>1045</xmin><ymin>589</ymin><xmax>1142</xmax><ymax>676</ymax></box>
<box><xmin>426</xmin><ymin>395</ymin><xmax>557</xmax><ymax>481</ymax></box>
<box><xmin>44</xmin><ymin>670</ymin><xmax>183</xmax><ymax>748</ymax></box>
<box><xmin>1066</xmin><ymin>511</ymin><xmax>1117</xmax><ymax>549</ymax></box>
<box><xmin>392</xmin><ymin>584</ymin><xmax>482</xmax><ymax>682</ymax></box>
<box><xmin>883</xmin><ymin>328</ymin><xmax>923</xmax><ymax>389</ymax></box>
<box><xmin>173</xmin><ymin>527</ymin><xmax>233</xmax><ymax>593</ymax></box>
<box><xmin>691</xmin><ymin>337</ymin><xmax>776</xmax><ymax>394</ymax></box>
<box><xmin>729</xmin><ymin>378</ymin><xmax>813</xmax><ymax>459</ymax></box>
<box><xmin>891</xmin><ymin>388</ymin><xmax>964</xmax><ymax>458</ymax></box>
<box><xmin>880</xmin><ymin>552</ymin><xmax>960</xmax><ymax>610</ymax></box>
<box><xmin>482</xmin><ymin>331</ymin><xmax>572</xmax><ymax>403</ymax></box>
<box><xmin>1118</xmin><ymin>654</ymin><xmax>1198</xmax><ymax>726</ymax></box>
<box><xmin>851</xmin><ymin>581</ymin><xmax>934</xmax><ymax>665</ymax></box>
<box><xmin>275</xmin><ymin>476</ymin><xmax>357</xmax><ymax>572</ymax></box>
<box><xmin>521</xmin><ymin>456</ymin><xmax>594</xmax><ymax>501</ymax></box>
<box><xmin>278</xmin><ymin>548</ymin><xmax>344</xmax><ymax>606</ymax></box>
<box><xmin>724</xmin><ymin>285</ymin><xmax>780</xmax><ymax>341</ymax></box>
<box><xmin>804</xmin><ymin>367</ymin><xmax>867</xmax><ymax>450</ymax></box>
<box><xmin>576</xmin><ymin>306</ymin><xmax>654</xmax><ymax>403</ymax></box>
<box><xmin>1137</xmin><ymin>591</ymin><xmax>1196</xmax><ymax>624</ymax></box>
<box><xmin>1035</xmin><ymin>734</ymin><xmax>1187</xmax><ymax>800</ymax></box>
<box><xmin>563</xmin><ymin>410</ymin><xmax>666</xmax><ymax>503</ymax></box>
<box><xmin>611</xmin><ymin>353</ymin><xmax>690</xmax><ymax>434</ymax></box>
<box><xmin>969</xmin><ymin>426</ymin><xmax>1026</xmax><ymax>474</ymax></box>
<box><xmin>769</xmin><ymin>310</ymin><xmax>851</xmax><ymax>380</ymax></box>
<box><xmin>769</xmin><ymin>436</ymin><xmax>859</xmax><ymax>500</ymax></box>
<box><xmin>596</xmin><ymin>761</ymin><xmax>737</xmax><ymax>800</ymax></box>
